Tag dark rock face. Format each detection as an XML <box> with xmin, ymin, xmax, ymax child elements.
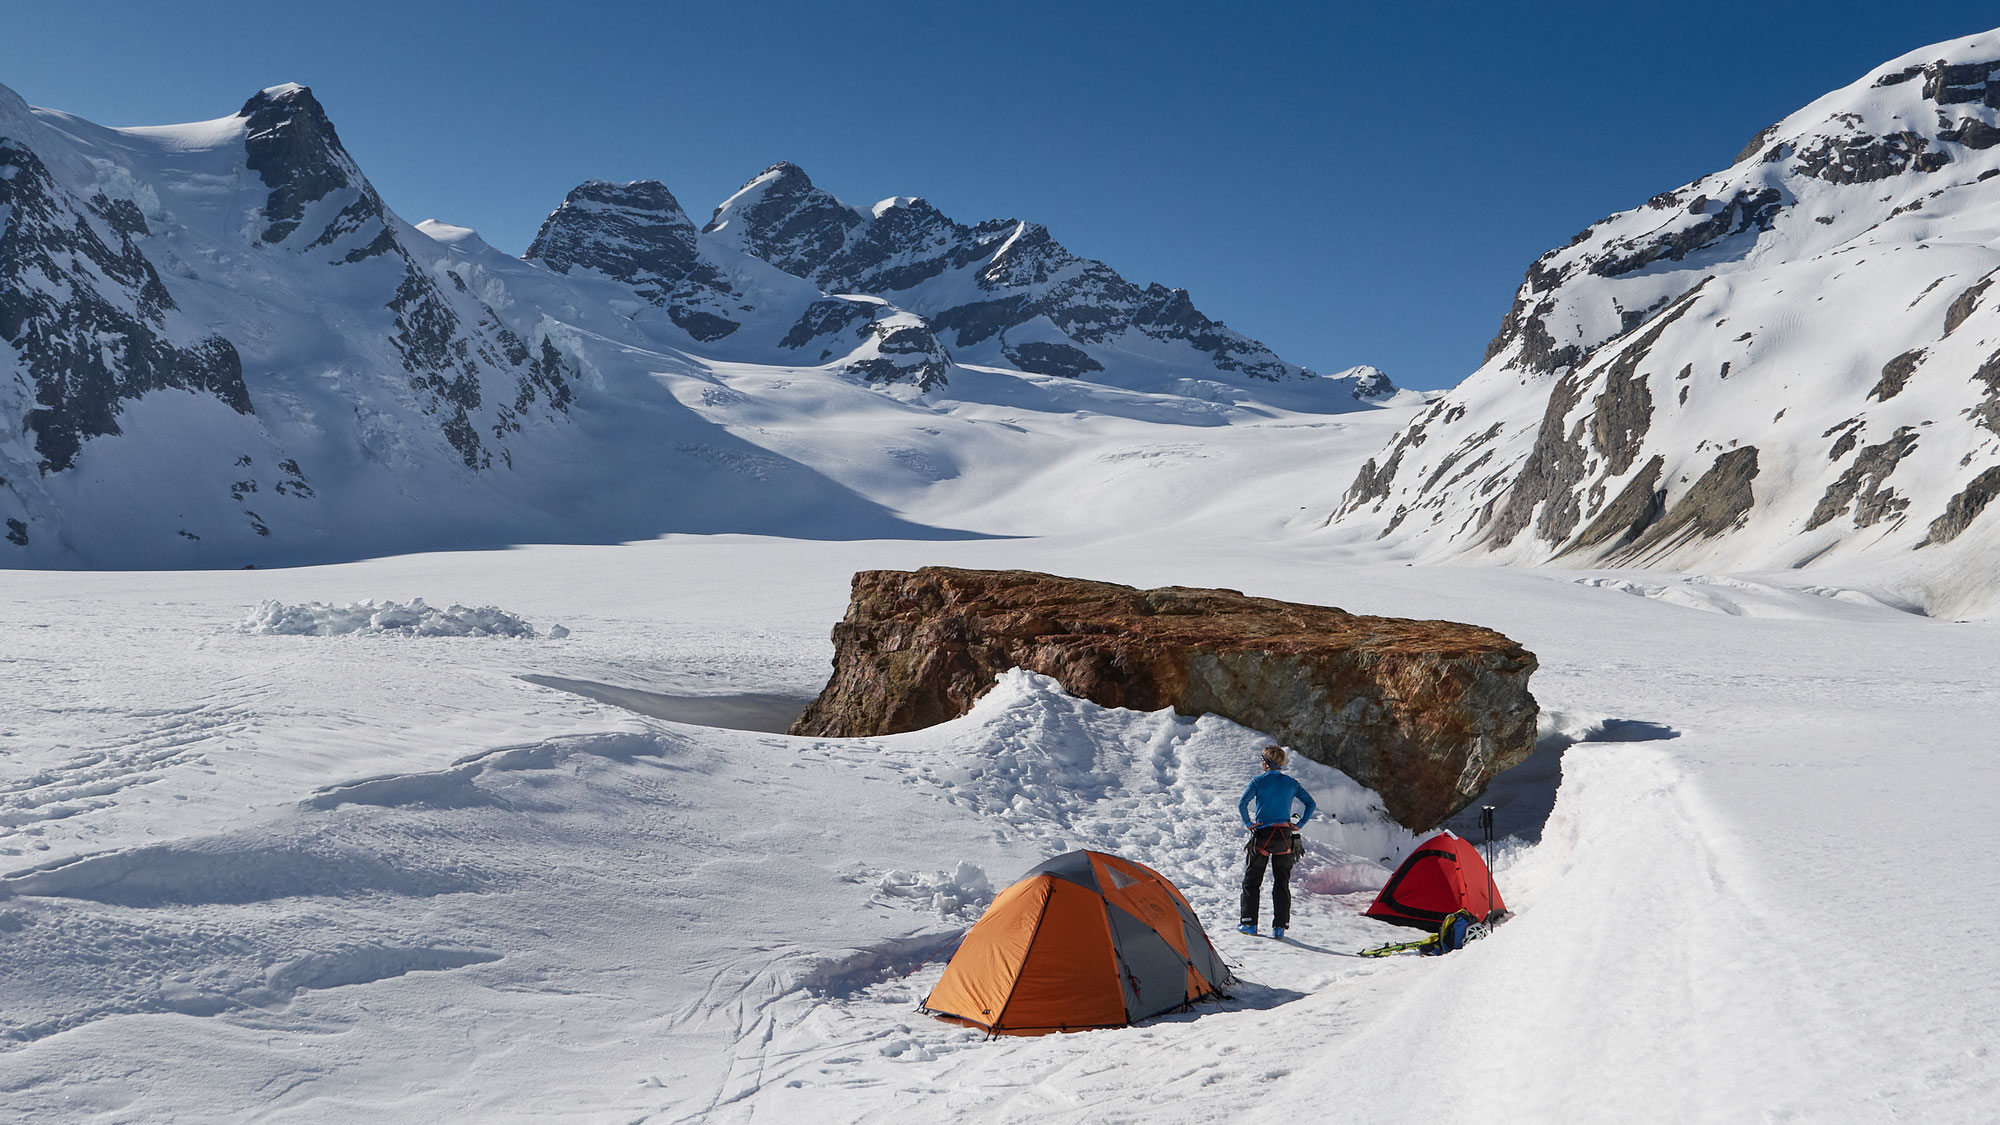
<box><xmin>778</xmin><ymin>297</ymin><xmax>952</xmax><ymax>390</ymax></box>
<box><xmin>1482</xmin><ymin>283</ymin><xmax>1707</xmax><ymax>552</ymax></box>
<box><xmin>1796</xmin><ymin>130</ymin><xmax>1948</xmax><ymax>184</ymax></box>
<box><xmin>1806</xmin><ymin>427</ymin><xmax>1919</xmax><ymax>530</ymax></box>
<box><xmin>1871</xmin><ymin>349</ymin><xmax>1925</xmax><ymax>401</ymax></box>
<box><xmin>0</xmin><ymin>141</ymin><xmax>250</xmax><ymax>473</ymax></box>
<box><xmin>1342</xmin><ymin>410</ymin><xmax>1437</xmax><ymax>514</ymax></box>
<box><xmin>526</xmin><ymin>180</ymin><xmax>739</xmax><ymax>339</ymax></box>
<box><xmin>1004</xmin><ymin>340</ymin><xmax>1103</xmax><ymax>378</ymax></box>
<box><xmin>1734</xmin><ymin>121</ymin><xmax>1785</xmax><ymax>164</ymax></box>
<box><xmin>1919</xmin><ymin>466</ymin><xmax>2000</xmax><ymax>546</ymax></box>
<box><xmin>929</xmin><ymin>296</ymin><xmax>1030</xmax><ymax>347</ymax></box>
<box><xmin>850</xmin><ymin>318</ymin><xmax>952</xmax><ymax>392</ymax></box>
<box><xmin>1484</xmin><ymin>373</ymin><xmax>1590</xmax><ymax>547</ymax></box>
<box><xmin>1975</xmin><ymin>346</ymin><xmax>2000</xmax><ymax>436</ymax></box>
<box><xmin>235</xmin><ymin>85</ymin><xmax>576</xmax><ymax>474</ymax></box>
<box><xmin>1587</xmin><ymin>288</ymin><xmax>1703</xmax><ymax>478</ymax></box>
<box><xmin>1482</xmin><ymin>252</ymin><xmax>1586</xmax><ymax>377</ymax></box>
<box><xmin>1569</xmin><ymin>454</ymin><xmax>1666</xmax><ymax>553</ymax></box>
<box><xmin>239</xmin><ymin>85</ymin><xmax>372</xmax><ymax>245</ymax></box>
<box><xmin>701</xmin><ymin>162</ymin><xmax>862</xmax><ymax>280</ymax></box>
<box><xmin>1920</xmin><ymin>58</ymin><xmax>2000</xmax><ymax>107</ymax></box>
<box><xmin>818</xmin><ymin>197</ymin><xmax>963</xmax><ymax>294</ymax></box>
<box><xmin>1590</xmin><ymin>189</ymin><xmax>1782</xmax><ymax>278</ymax></box>
<box><xmin>707</xmin><ymin>164</ymin><xmax>1309</xmax><ymax>383</ymax></box>
<box><xmin>1945</xmin><ymin>273</ymin><xmax>1995</xmax><ymax>336</ymax></box>
<box><xmin>1129</xmin><ymin>284</ymin><xmax>1294</xmax><ymax>379</ymax></box>
<box><xmin>793</xmin><ymin>568</ymin><xmax>1541</xmax><ymax>830</ymax></box>
<box><xmin>1941</xmin><ymin>117</ymin><xmax>2000</xmax><ymax>150</ymax></box>
<box><xmin>1617</xmin><ymin>446</ymin><xmax>1760</xmax><ymax>559</ymax></box>
<box><xmin>1343</xmin><ymin>452</ymin><xmax>1403</xmax><ymax>512</ymax></box>
<box><xmin>669</xmin><ymin>307</ymin><xmax>740</xmax><ymax>342</ymax></box>
<box><xmin>781</xmin><ymin>298</ymin><xmax>874</xmax><ymax>356</ymax></box>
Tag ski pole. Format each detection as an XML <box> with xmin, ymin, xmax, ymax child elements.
<box><xmin>1481</xmin><ymin>805</ymin><xmax>1497</xmax><ymax>922</ymax></box>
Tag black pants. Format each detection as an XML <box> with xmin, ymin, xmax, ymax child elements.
<box><xmin>1240</xmin><ymin>841</ymin><xmax>1297</xmax><ymax>928</ymax></box>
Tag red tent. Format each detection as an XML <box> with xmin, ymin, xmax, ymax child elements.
<box><xmin>1365</xmin><ymin>830</ymin><xmax>1506</xmax><ymax>931</ymax></box>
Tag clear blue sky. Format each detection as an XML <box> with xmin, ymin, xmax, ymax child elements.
<box><xmin>9</xmin><ymin>2</ymin><xmax>1998</xmax><ymax>387</ymax></box>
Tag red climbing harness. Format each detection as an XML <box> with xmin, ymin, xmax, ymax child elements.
<box><xmin>1249</xmin><ymin>822</ymin><xmax>1297</xmax><ymax>857</ymax></box>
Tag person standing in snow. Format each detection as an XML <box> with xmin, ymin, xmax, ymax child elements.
<box><xmin>1238</xmin><ymin>744</ymin><xmax>1316</xmax><ymax>938</ymax></box>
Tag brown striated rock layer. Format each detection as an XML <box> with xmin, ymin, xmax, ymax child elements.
<box><xmin>792</xmin><ymin>568</ymin><xmax>1540</xmax><ymax>829</ymax></box>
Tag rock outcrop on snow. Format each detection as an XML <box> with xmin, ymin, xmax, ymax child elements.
<box><xmin>791</xmin><ymin>567</ymin><xmax>1540</xmax><ymax>829</ymax></box>
<box><xmin>1330</xmin><ymin>31</ymin><xmax>2000</xmax><ymax>604</ymax></box>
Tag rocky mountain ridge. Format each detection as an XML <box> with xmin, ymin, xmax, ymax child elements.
<box><xmin>1331</xmin><ymin>29</ymin><xmax>2000</xmax><ymax>609</ymax></box>
<box><xmin>702</xmin><ymin>162</ymin><xmax>1324</xmax><ymax>388</ymax></box>
<box><xmin>0</xmin><ymin>82</ymin><xmax>1388</xmax><ymax>566</ymax></box>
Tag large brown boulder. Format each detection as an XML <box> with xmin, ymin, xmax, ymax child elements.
<box><xmin>792</xmin><ymin>567</ymin><xmax>1539</xmax><ymax>829</ymax></box>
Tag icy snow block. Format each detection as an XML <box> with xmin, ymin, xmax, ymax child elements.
<box><xmin>793</xmin><ymin>567</ymin><xmax>1539</xmax><ymax>829</ymax></box>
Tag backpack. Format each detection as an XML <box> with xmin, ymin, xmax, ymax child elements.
<box><xmin>1421</xmin><ymin>910</ymin><xmax>1482</xmax><ymax>956</ymax></box>
<box><xmin>1359</xmin><ymin>909</ymin><xmax>1492</xmax><ymax>958</ymax></box>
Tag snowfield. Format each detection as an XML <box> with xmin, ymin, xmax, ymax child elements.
<box><xmin>3</xmin><ymin>521</ymin><xmax>1997</xmax><ymax>1122</ymax></box>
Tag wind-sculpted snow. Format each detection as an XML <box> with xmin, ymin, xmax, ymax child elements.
<box><xmin>1331</xmin><ymin>30</ymin><xmax>2000</xmax><ymax>614</ymax></box>
<box><xmin>237</xmin><ymin>598</ymin><xmax>554</xmax><ymax>638</ymax></box>
<box><xmin>0</xmin><ymin>661</ymin><xmax>1414</xmax><ymax>1106</ymax></box>
<box><xmin>1</xmin><ymin>537</ymin><xmax>1993</xmax><ymax>1119</ymax></box>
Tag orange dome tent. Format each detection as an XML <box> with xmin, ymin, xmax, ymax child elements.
<box><xmin>921</xmin><ymin>850</ymin><xmax>1232</xmax><ymax>1035</ymax></box>
<box><xmin>1365</xmin><ymin>829</ymin><xmax>1507</xmax><ymax>931</ymax></box>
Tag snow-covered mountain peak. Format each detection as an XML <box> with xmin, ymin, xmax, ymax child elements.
<box><xmin>1330</xmin><ymin>365</ymin><xmax>1399</xmax><ymax>400</ymax></box>
<box><xmin>1330</xmin><ymin>27</ymin><xmax>2000</xmax><ymax>611</ymax></box>
<box><xmin>702</xmin><ymin>161</ymin><xmax>865</xmax><ymax>281</ymax></box>
<box><xmin>524</xmin><ymin>177</ymin><xmax>742</xmax><ymax>340</ymax></box>
<box><xmin>524</xmin><ymin>178</ymin><xmax>702</xmax><ymax>272</ymax></box>
<box><xmin>705</xmin><ymin>165</ymin><xmax>1369</xmax><ymax>393</ymax></box>
<box><xmin>414</xmin><ymin>218</ymin><xmax>488</xmax><ymax>249</ymax></box>
<box><xmin>233</xmin><ymin>81</ymin><xmax>384</xmax><ymax>248</ymax></box>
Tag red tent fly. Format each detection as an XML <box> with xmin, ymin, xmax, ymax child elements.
<box><xmin>1365</xmin><ymin>829</ymin><xmax>1507</xmax><ymax>931</ymax></box>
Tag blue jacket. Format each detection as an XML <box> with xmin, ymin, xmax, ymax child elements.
<box><xmin>1239</xmin><ymin>767</ymin><xmax>1315</xmax><ymax>829</ymax></box>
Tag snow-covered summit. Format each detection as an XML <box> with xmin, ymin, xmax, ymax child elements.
<box><xmin>413</xmin><ymin>219</ymin><xmax>490</xmax><ymax>250</ymax></box>
<box><xmin>1331</xmin><ymin>28</ymin><xmax>2000</xmax><ymax>612</ymax></box>
<box><xmin>524</xmin><ymin>178</ymin><xmax>744</xmax><ymax>340</ymax></box>
<box><xmin>701</xmin><ymin>161</ymin><xmax>863</xmax><ymax>276</ymax></box>
<box><xmin>703</xmin><ymin>161</ymin><xmax>1376</xmax><ymax>394</ymax></box>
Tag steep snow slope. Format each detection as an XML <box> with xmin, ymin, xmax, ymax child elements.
<box><xmin>1332</xmin><ymin>30</ymin><xmax>2000</xmax><ymax>614</ymax></box>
